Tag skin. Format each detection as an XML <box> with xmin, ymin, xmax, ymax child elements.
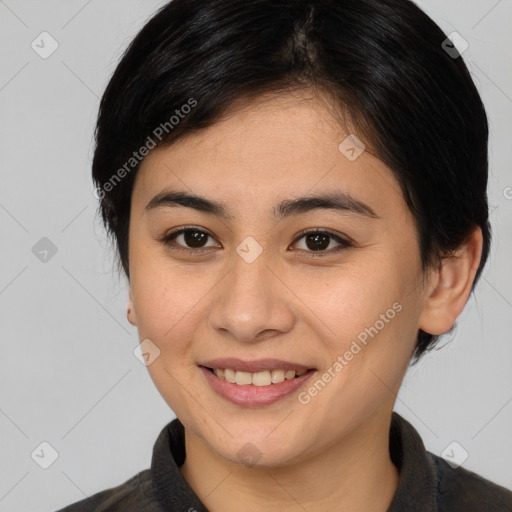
<box><xmin>126</xmin><ymin>90</ymin><xmax>483</xmax><ymax>511</ymax></box>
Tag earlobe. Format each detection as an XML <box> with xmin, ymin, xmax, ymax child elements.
<box><xmin>418</xmin><ymin>227</ymin><xmax>483</xmax><ymax>336</ymax></box>
<box><xmin>127</xmin><ymin>290</ymin><xmax>138</xmax><ymax>326</ymax></box>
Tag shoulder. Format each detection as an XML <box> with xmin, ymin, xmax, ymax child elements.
<box><xmin>429</xmin><ymin>452</ymin><xmax>512</xmax><ymax>512</ymax></box>
<box><xmin>55</xmin><ymin>469</ymin><xmax>165</xmax><ymax>512</ymax></box>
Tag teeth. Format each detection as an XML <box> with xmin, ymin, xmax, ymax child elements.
<box><xmin>224</xmin><ymin>368</ymin><xmax>236</xmax><ymax>383</ymax></box>
<box><xmin>284</xmin><ymin>370</ymin><xmax>295</xmax><ymax>380</ymax></box>
<box><xmin>253</xmin><ymin>371</ymin><xmax>272</xmax><ymax>386</ymax></box>
<box><xmin>271</xmin><ymin>369</ymin><xmax>285</xmax><ymax>383</ymax></box>
<box><xmin>210</xmin><ymin>367</ymin><xmax>309</xmax><ymax>386</ymax></box>
<box><xmin>235</xmin><ymin>371</ymin><xmax>252</xmax><ymax>385</ymax></box>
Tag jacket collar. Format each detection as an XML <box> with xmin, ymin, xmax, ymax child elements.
<box><xmin>387</xmin><ymin>412</ymin><xmax>439</xmax><ymax>511</ymax></box>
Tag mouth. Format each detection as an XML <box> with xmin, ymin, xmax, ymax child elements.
<box><xmin>198</xmin><ymin>358</ymin><xmax>317</xmax><ymax>407</ymax></box>
<box><xmin>201</xmin><ymin>366</ymin><xmax>311</xmax><ymax>386</ymax></box>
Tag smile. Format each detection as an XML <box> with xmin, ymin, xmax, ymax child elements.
<box><xmin>205</xmin><ymin>367</ymin><xmax>307</xmax><ymax>386</ymax></box>
<box><xmin>199</xmin><ymin>359</ymin><xmax>317</xmax><ymax>407</ymax></box>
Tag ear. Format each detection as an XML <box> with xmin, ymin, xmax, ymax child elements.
<box><xmin>127</xmin><ymin>289</ymin><xmax>138</xmax><ymax>326</ymax></box>
<box><xmin>418</xmin><ymin>226</ymin><xmax>484</xmax><ymax>336</ymax></box>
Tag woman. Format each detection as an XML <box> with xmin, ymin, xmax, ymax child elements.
<box><xmin>58</xmin><ymin>0</ymin><xmax>512</xmax><ymax>510</ymax></box>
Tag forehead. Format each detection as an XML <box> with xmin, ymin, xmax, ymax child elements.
<box><xmin>133</xmin><ymin>91</ymin><xmax>404</xmax><ymax>220</ymax></box>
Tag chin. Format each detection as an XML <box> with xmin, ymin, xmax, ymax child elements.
<box><xmin>205</xmin><ymin>419</ymin><xmax>310</xmax><ymax>467</ymax></box>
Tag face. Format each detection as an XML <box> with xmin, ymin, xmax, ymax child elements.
<box><xmin>127</xmin><ymin>91</ymin><xmax>430</xmax><ymax>467</ymax></box>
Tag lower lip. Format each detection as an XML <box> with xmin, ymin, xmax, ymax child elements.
<box><xmin>200</xmin><ymin>366</ymin><xmax>316</xmax><ymax>407</ymax></box>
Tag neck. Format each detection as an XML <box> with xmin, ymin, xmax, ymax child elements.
<box><xmin>179</xmin><ymin>411</ymin><xmax>399</xmax><ymax>512</ymax></box>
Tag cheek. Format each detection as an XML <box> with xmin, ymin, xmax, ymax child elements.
<box><xmin>290</xmin><ymin>262</ymin><xmax>409</xmax><ymax>345</ymax></box>
<box><xmin>304</xmin><ymin>272</ymin><xmax>416</xmax><ymax>408</ymax></box>
<box><xmin>129</xmin><ymin>258</ymin><xmax>217</xmax><ymax>416</ymax></box>
<box><xmin>295</xmin><ymin>260</ymin><xmax>420</xmax><ymax>396</ymax></box>
<box><xmin>131</xmin><ymin>268</ymin><xmax>211</xmax><ymax>345</ymax></box>
<box><xmin>128</xmin><ymin>234</ymin><xmax>232</xmax><ymax>372</ymax></box>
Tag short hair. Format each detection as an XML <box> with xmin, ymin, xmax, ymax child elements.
<box><xmin>92</xmin><ymin>0</ymin><xmax>490</xmax><ymax>363</ymax></box>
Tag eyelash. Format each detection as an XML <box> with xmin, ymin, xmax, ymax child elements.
<box><xmin>158</xmin><ymin>226</ymin><xmax>353</xmax><ymax>257</ymax></box>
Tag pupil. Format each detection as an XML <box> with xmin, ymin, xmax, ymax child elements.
<box><xmin>185</xmin><ymin>230</ymin><xmax>207</xmax><ymax>248</ymax></box>
<box><xmin>306</xmin><ymin>233</ymin><xmax>329</xmax><ymax>251</ymax></box>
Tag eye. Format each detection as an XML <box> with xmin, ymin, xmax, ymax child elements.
<box><xmin>291</xmin><ymin>229</ymin><xmax>352</xmax><ymax>256</ymax></box>
<box><xmin>158</xmin><ymin>226</ymin><xmax>220</xmax><ymax>253</ymax></box>
<box><xmin>158</xmin><ymin>226</ymin><xmax>352</xmax><ymax>256</ymax></box>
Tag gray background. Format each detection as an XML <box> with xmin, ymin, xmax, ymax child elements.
<box><xmin>0</xmin><ymin>1</ymin><xmax>511</xmax><ymax>511</ymax></box>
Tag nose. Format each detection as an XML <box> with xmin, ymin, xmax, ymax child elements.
<box><xmin>208</xmin><ymin>248</ymin><xmax>295</xmax><ymax>343</ymax></box>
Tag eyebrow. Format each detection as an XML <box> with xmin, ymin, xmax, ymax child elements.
<box><xmin>145</xmin><ymin>189</ymin><xmax>378</xmax><ymax>220</ymax></box>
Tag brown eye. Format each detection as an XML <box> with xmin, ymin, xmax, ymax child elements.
<box><xmin>159</xmin><ymin>227</ymin><xmax>220</xmax><ymax>252</ymax></box>
<box><xmin>292</xmin><ymin>229</ymin><xmax>352</xmax><ymax>255</ymax></box>
<box><xmin>181</xmin><ymin>229</ymin><xmax>208</xmax><ymax>248</ymax></box>
<box><xmin>158</xmin><ymin>227</ymin><xmax>351</xmax><ymax>256</ymax></box>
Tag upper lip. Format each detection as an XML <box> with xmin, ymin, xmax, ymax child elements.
<box><xmin>199</xmin><ymin>358</ymin><xmax>314</xmax><ymax>373</ymax></box>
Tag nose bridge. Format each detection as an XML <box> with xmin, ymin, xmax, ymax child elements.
<box><xmin>208</xmin><ymin>241</ymin><xmax>294</xmax><ymax>341</ymax></box>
